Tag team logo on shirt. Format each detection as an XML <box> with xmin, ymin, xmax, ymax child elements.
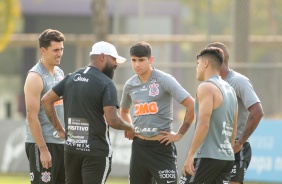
<box><xmin>56</xmin><ymin>75</ymin><xmax>63</xmax><ymax>81</ymax></box>
<box><xmin>149</xmin><ymin>83</ymin><xmax>159</xmax><ymax>97</ymax></box>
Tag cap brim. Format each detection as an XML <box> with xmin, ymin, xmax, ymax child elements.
<box><xmin>116</xmin><ymin>56</ymin><xmax>127</xmax><ymax>64</ymax></box>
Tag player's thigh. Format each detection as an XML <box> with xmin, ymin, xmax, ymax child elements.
<box><xmin>148</xmin><ymin>143</ymin><xmax>178</xmax><ymax>184</ymax></box>
<box><xmin>129</xmin><ymin>138</ymin><xmax>153</xmax><ymax>183</ymax></box>
<box><xmin>214</xmin><ymin>161</ymin><xmax>234</xmax><ymax>184</ymax></box>
<box><xmin>26</xmin><ymin>143</ymin><xmax>54</xmax><ymax>184</ymax></box>
<box><xmin>48</xmin><ymin>143</ymin><xmax>65</xmax><ymax>184</ymax></box>
<box><xmin>180</xmin><ymin>158</ymin><xmax>232</xmax><ymax>184</ymax></box>
<box><xmin>26</xmin><ymin>143</ymin><xmax>41</xmax><ymax>183</ymax></box>
<box><xmin>231</xmin><ymin>142</ymin><xmax>252</xmax><ymax>183</ymax></box>
<box><xmin>81</xmin><ymin>156</ymin><xmax>111</xmax><ymax>184</ymax></box>
<box><xmin>65</xmin><ymin>152</ymin><xmax>83</xmax><ymax>184</ymax></box>
<box><xmin>230</xmin><ymin>160</ymin><xmax>248</xmax><ymax>183</ymax></box>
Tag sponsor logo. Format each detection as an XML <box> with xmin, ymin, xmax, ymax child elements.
<box><xmin>134</xmin><ymin>102</ymin><xmax>158</xmax><ymax>116</ymax></box>
<box><xmin>135</xmin><ymin>127</ymin><xmax>158</xmax><ymax>133</ymax></box>
<box><xmin>149</xmin><ymin>83</ymin><xmax>159</xmax><ymax>97</ymax></box>
<box><xmin>140</xmin><ymin>86</ymin><xmax>148</xmax><ymax>91</ymax></box>
<box><xmin>68</xmin><ymin>126</ymin><xmax>89</xmax><ymax>131</ymax></box>
<box><xmin>73</xmin><ymin>73</ymin><xmax>89</xmax><ymax>82</ymax></box>
<box><xmin>41</xmin><ymin>171</ymin><xmax>51</xmax><ymax>183</ymax></box>
<box><xmin>29</xmin><ymin>172</ymin><xmax>34</xmax><ymax>181</ymax></box>
<box><xmin>53</xmin><ymin>131</ymin><xmax>60</xmax><ymax>138</ymax></box>
<box><xmin>158</xmin><ymin>169</ymin><xmax>176</xmax><ymax>179</ymax></box>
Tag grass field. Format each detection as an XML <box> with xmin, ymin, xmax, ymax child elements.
<box><xmin>0</xmin><ymin>173</ymin><xmax>128</xmax><ymax>184</ymax></box>
<box><xmin>0</xmin><ymin>173</ymin><xmax>278</xmax><ymax>184</ymax></box>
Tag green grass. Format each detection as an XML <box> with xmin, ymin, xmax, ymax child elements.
<box><xmin>0</xmin><ymin>173</ymin><xmax>128</xmax><ymax>184</ymax></box>
<box><xmin>0</xmin><ymin>173</ymin><xmax>278</xmax><ymax>184</ymax></box>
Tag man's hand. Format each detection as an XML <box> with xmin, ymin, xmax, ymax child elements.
<box><xmin>125</xmin><ymin>125</ymin><xmax>135</xmax><ymax>140</ymax></box>
<box><xmin>158</xmin><ymin>131</ymin><xmax>182</xmax><ymax>145</ymax></box>
<box><xmin>182</xmin><ymin>154</ymin><xmax>195</xmax><ymax>176</ymax></box>
<box><xmin>40</xmin><ymin>146</ymin><xmax>52</xmax><ymax>169</ymax></box>
<box><xmin>233</xmin><ymin>141</ymin><xmax>243</xmax><ymax>154</ymax></box>
<box><xmin>58</xmin><ymin>130</ymin><xmax>66</xmax><ymax>140</ymax></box>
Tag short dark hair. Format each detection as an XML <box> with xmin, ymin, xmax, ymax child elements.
<box><xmin>38</xmin><ymin>29</ymin><xmax>65</xmax><ymax>48</ymax></box>
<box><xmin>197</xmin><ymin>47</ymin><xmax>224</xmax><ymax>68</ymax></box>
<box><xmin>130</xmin><ymin>41</ymin><xmax>152</xmax><ymax>58</ymax></box>
<box><xmin>206</xmin><ymin>42</ymin><xmax>229</xmax><ymax>63</ymax></box>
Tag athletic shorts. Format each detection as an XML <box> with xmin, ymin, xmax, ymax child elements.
<box><xmin>25</xmin><ymin>143</ymin><xmax>65</xmax><ymax>184</ymax></box>
<box><xmin>129</xmin><ymin>137</ymin><xmax>178</xmax><ymax>184</ymax></box>
<box><xmin>230</xmin><ymin>141</ymin><xmax>252</xmax><ymax>183</ymax></box>
<box><xmin>179</xmin><ymin>158</ymin><xmax>234</xmax><ymax>184</ymax></box>
<box><xmin>64</xmin><ymin>152</ymin><xmax>111</xmax><ymax>184</ymax></box>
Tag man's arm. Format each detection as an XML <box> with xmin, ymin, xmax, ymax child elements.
<box><xmin>182</xmin><ymin>83</ymin><xmax>214</xmax><ymax>176</ymax></box>
<box><xmin>159</xmin><ymin>96</ymin><xmax>195</xmax><ymax>144</ymax></box>
<box><xmin>120</xmin><ymin>107</ymin><xmax>134</xmax><ymax>139</ymax></box>
<box><xmin>120</xmin><ymin>107</ymin><xmax>132</xmax><ymax>124</ymax></box>
<box><xmin>41</xmin><ymin>89</ymin><xmax>65</xmax><ymax>139</ymax></box>
<box><xmin>104</xmin><ymin>106</ymin><xmax>135</xmax><ymax>139</ymax></box>
<box><xmin>234</xmin><ymin>102</ymin><xmax>264</xmax><ymax>153</ymax></box>
<box><xmin>232</xmin><ymin>104</ymin><xmax>238</xmax><ymax>147</ymax></box>
<box><xmin>24</xmin><ymin>72</ymin><xmax>52</xmax><ymax>169</ymax></box>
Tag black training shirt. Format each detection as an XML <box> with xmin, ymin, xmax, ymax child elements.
<box><xmin>53</xmin><ymin>66</ymin><xmax>118</xmax><ymax>157</ymax></box>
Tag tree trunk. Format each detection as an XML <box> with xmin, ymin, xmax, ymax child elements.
<box><xmin>232</xmin><ymin>0</ymin><xmax>250</xmax><ymax>63</ymax></box>
<box><xmin>91</xmin><ymin>0</ymin><xmax>108</xmax><ymax>42</ymax></box>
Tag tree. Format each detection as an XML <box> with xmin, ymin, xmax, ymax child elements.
<box><xmin>0</xmin><ymin>0</ymin><xmax>20</xmax><ymax>52</ymax></box>
<box><xmin>91</xmin><ymin>0</ymin><xmax>108</xmax><ymax>42</ymax></box>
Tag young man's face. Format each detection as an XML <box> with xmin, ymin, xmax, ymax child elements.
<box><xmin>130</xmin><ymin>55</ymin><xmax>153</xmax><ymax>76</ymax></box>
<box><xmin>41</xmin><ymin>41</ymin><xmax>64</xmax><ymax>66</ymax></box>
<box><xmin>196</xmin><ymin>57</ymin><xmax>206</xmax><ymax>81</ymax></box>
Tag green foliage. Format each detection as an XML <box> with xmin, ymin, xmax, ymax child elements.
<box><xmin>181</xmin><ymin>0</ymin><xmax>282</xmax><ymax>35</ymax></box>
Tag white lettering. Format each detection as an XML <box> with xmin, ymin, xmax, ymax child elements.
<box><xmin>222</xmin><ymin>130</ymin><xmax>232</xmax><ymax>136</ymax></box>
<box><xmin>73</xmin><ymin>74</ymin><xmax>89</xmax><ymax>82</ymax></box>
<box><xmin>249</xmin><ymin>156</ymin><xmax>272</xmax><ymax>174</ymax></box>
<box><xmin>250</xmin><ymin>136</ymin><xmax>274</xmax><ymax>150</ymax></box>
<box><xmin>68</xmin><ymin>126</ymin><xmax>89</xmax><ymax>131</ymax></box>
<box><xmin>274</xmin><ymin>157</ymin><xmax>282</xmax><ymax>171</ymax></box>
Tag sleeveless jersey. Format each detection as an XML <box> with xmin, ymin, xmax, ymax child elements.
<box><xmin>120</xmin><ymin>68</ymin><xmax>190</xmax><ymax>137</ymax></box>
<box><xmin>194</xmin><ymin>76</ymin><xmax>237</xmax><ymax>160</ymax></box>
<box><xmin>225</xmin><ymin>70</ymin><xmax>260</xmax><ymax>140</ymax></box>
<box><xmin>25</xmin><ymin>61</ymin><xmax>65</xmax><ymax>144</ymax></box>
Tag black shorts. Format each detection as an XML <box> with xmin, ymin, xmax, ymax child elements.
<box><xmin>230</xmin><ymin>141</ymin><xmax>252</xmax><ymax>183</ymax></box>
<box><xmin>179</xmin><ymin>158</ymin><xmax>234</xmax><ymax>184</ymax></box>
<box><xmin>130</xmin><ymin>137</ymin><xmax>178</xmax><ymax>184</ymax></box>
<box><xmin>64</xmin><ymin>152</ymin><xmax>111</xmax><ymax>184</ymax></box>
<box><xmin>25</xmin><ymin>143</ymin><xmax>65</xmax><ymax>184</ymax></box>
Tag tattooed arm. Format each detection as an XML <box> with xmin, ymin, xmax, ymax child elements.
<box><xmin>104</xmin><ymin>106</ymin><xmax>135</xmax><ymax>139</ymax></box>
<box><xmin>42</xmin><ymin>89</ymin><xmax>66</xmax><ymax>139</ymax></box>
<box><xmin>159</xmin><ymin>96</ymin><xmax>195</xmax><ymax>145</ymax></box>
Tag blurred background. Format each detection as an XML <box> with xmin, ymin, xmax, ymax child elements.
<box><xmin>0</xmin><ymin>0</ymin><xmax>281</xmax><ymax>183</ymax></box>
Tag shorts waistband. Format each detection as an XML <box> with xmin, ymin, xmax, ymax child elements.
<box><xmin>133</xmin><ymin>137</ymin><xmax>172</xmax><ymax>147</ymax></box>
